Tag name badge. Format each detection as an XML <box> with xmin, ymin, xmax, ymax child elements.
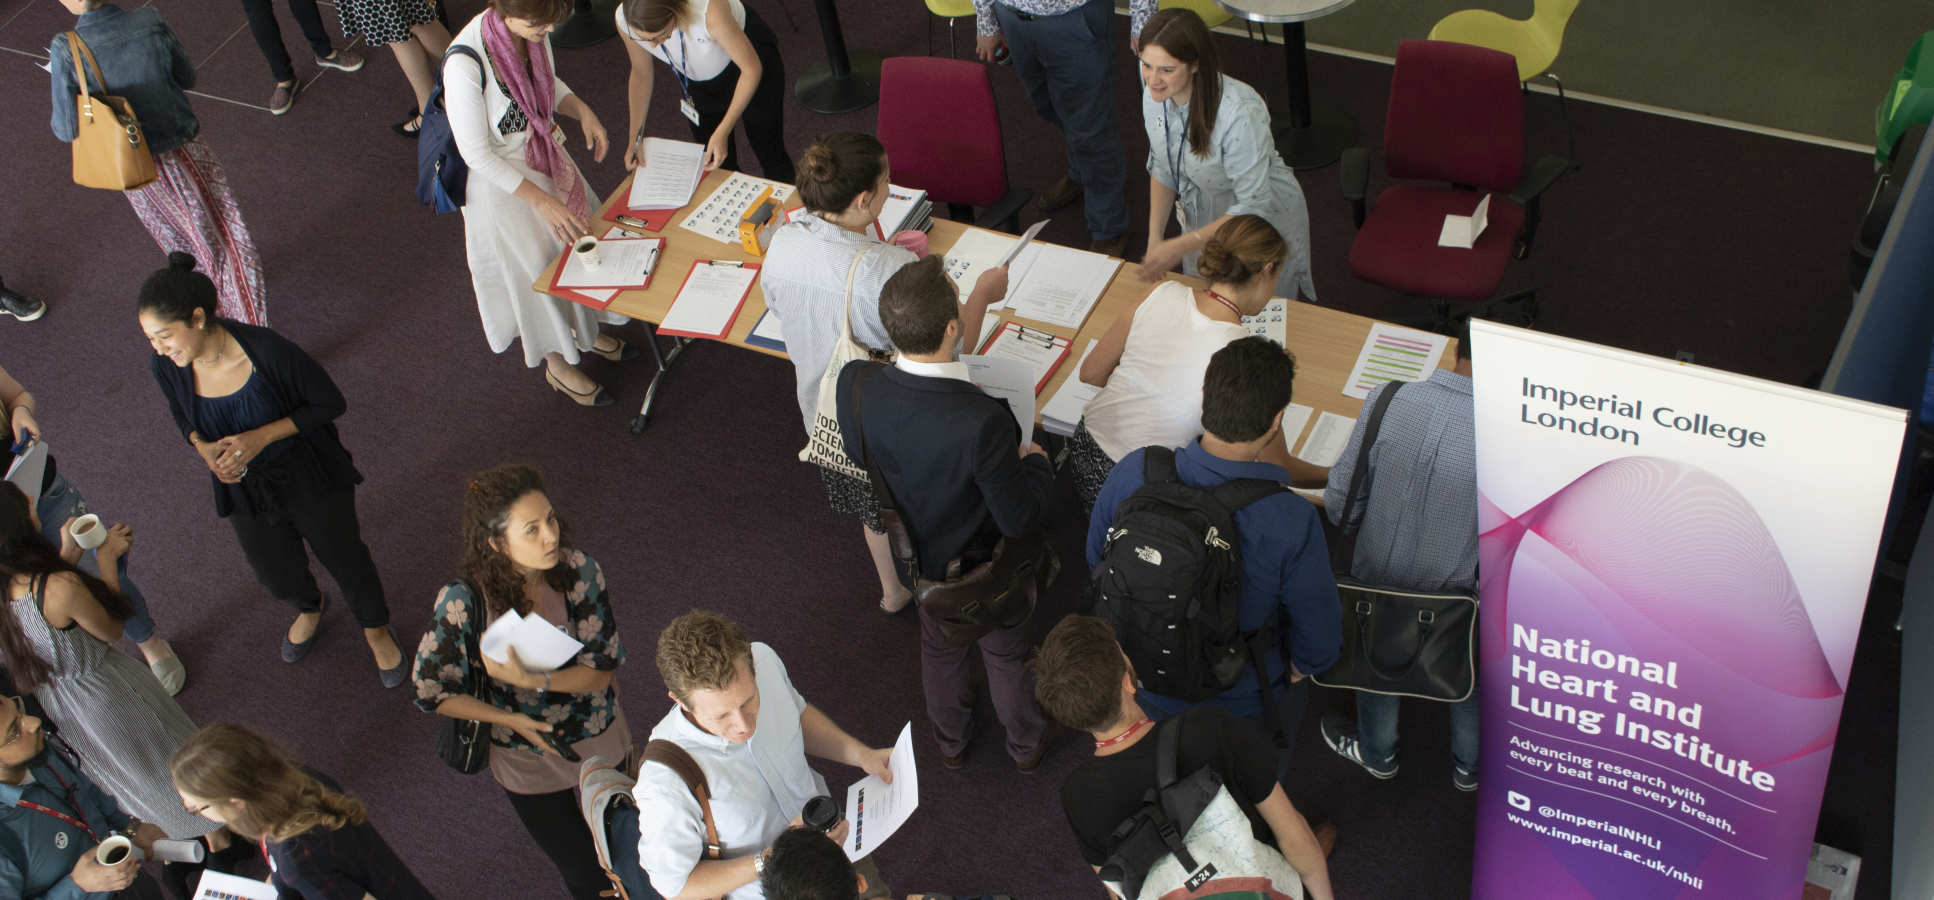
<box><xmin>679</xmin><ymin>97</ymin><xmax>701</xmax><ymax>126</ymax></box>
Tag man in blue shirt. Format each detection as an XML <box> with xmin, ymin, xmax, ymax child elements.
<box><xmin>1087</xmin><ymin>337</ymin><xmax>1341</xmax><ymax>771</ymax></box>
<box><xmin>1319</xmin><ymin>339</ymin><xmax>1480</xmax><ymax>791</ymax></box>
<box><xmin>0</xmin><ymin>694</ymin><xmax>165</xmax><ymax>899</ymax></box>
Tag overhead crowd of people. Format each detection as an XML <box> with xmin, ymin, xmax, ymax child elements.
<box><xmin>9</xmin><ymin>0</ymin><xmax>1489</xmax><ymax>898</ymax></box>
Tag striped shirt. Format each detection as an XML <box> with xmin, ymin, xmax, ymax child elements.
<box><xmin>761</xmin><ymin>213</ymin><xmax>914</xmax><ymax>431</ymax></box>
<box><xmin>1324</xmin><ymin>369</ymin><xmax>1478</xmax><ymax>593</ymax></box>
<box><xmin>973</xmin><ymin>0</ymin><xmax>1157</xmax><ymax>40</ymax></box>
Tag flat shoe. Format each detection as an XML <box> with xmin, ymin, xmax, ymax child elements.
<box><xmin>392</xmin><ymin>115</ymin><xmax>422</xmax><ymax>139</ymax></box>
<box><xmin>280</xmin><ymin>595</ymin><xmax>328</xmax><ymax>663</ymax></box>
<box><xmin>588</xmin><ymin>336</ymin><xmax>640</xmax><ymax>362</ymax></box>
<box><xmin>150</xmin><ymin>654</ymin><xmax>187</xmax><ymax>696</ymax></box>
<box><xmin>545</xmin><ymin>369</ymin><xmax>613</xmax><ymax>407</ymax></box>
<box><xmin>377</xmin><ymin>626</ymin><xmax>408</xmax><ymax>689</ymax></box>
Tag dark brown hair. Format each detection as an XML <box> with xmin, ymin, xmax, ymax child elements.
<box><xmin>1137</xmin><ymin>8</ymin><xmax>1223</xmax><ymax>158</ymax></box>
<box><xmin>796</xmin><ymin>133</ymin><xmax>887</xmax><ymax>215</ymax></box>
<box><xmin>491</xmin><ymin>0</ymin><xmax>576</xmax><ymax>26</ymax></box>
<box><xmin>878</xmin><ymin>255</ymin><xmax>959</xmax><ymax>355</ymax></box>
<box><xmin>1196</xmin><ymin>214</ymin><xmax>1287</xmax><ymax>287</ymax></box>
<box><xmin>656</xmin><ymin>610</ymin><xmax>754</xmax><ymax>704</ymax></box>
<box><xmin>136</xmin><ymin>252</ymin><xmax>218</xmax><ymax>327</ymax></box>
<box><xmin>620</xmin><ymin>0</ymin><xmax>685</xmax><ymax>35</ymax></box>
<box><xmin>1033</xmin><ymin>616</ymin><xmax>1131</xmax><ymax>733</ymax></box>
<box><xmin>1201</xmin><ymin>336</ymin><xmax>1295</xmax><ymax>442</ymax></box>
<box><xmin>458</xmin><ymin>465</ymin><xmax>574</xmax><ymax>621</ymax></box>
<box><xmin>0</xmin><ymin>484</ymin><xmax>133</xmax><ymax>691</ymax></box>
<box><xmin>171</xmin><ymin>724</ymin><xmax>367</xmax><ymax>842</ymax></box>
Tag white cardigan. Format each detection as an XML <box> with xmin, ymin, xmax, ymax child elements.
<box><xmin>446</xmin><ymin>15</ymin><xmax>575</xmax><ymax>196</ymax></box>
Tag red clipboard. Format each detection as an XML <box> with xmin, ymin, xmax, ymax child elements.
<box><xmin>978</xmin><ymin>320</ymin><xmax>1073</xmax><ymax>393</ymax></box>
<box><xmin>547</xmin><ymin>237</ymin><xmax>665</xmax><ymax>310</ymax></box>
<box><xmin>657</xmin><ymin>259</ymin><xmax>761</xmax><ymax>340</ymax></box>
<box><xmin>599</xmin><ymin>204</ymin><xmax>678</xmax><ymax>234</ymax></box>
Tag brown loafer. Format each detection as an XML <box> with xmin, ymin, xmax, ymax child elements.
<box><xmin>1038</xmin><ymin>176</ymin><xmax>1083</xmax><ymax>212</ymax></box>
<box><xmin>1016</xmin><ymin>722</ymin><xmax>1062</xmax><ymax>774</ymax></box>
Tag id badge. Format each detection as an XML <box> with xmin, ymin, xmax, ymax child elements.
<box><xmin>679</xmin><ymin>97</ymin><xmax>701</xmax><ymax>125</ymax></box>
<box><xmin>1175</xmin><ymin>203</ymin><xmax>1192</xmax><ymax>235</ymax></box>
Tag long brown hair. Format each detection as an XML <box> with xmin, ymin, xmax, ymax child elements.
<box><xmin>0</xmin><ymin>483</ymin><xmax>132</xmax><ymax>691</ymax></box>
<box><xmin>459</xmin><ymin>465</ymin><xmax>575</xmax><ymax>620</ymax></box>
<box><xmin>1137</xmin><ymin>8</ymin><xmax>1223</xmax><ymax>158</ymax></box>
<box><xmin>171</xmin><ymin>723</ymin><xmax>367</xmax><ymax>842</ymax></box>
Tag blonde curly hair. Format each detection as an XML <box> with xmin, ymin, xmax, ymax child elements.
<box><xmin>656</xmin><ymin>610</ymin><xmax>754</xmax><ymax>703</ymax></box>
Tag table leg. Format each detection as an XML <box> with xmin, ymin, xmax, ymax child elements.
<box><xmin>794</xmin><ymin>0</ymin><xmax>881</xmax><ymax>114</ymax></box>
<box><xmin>1272</xmin><ymin>21</ymin><xmax>1355</xmax><ymax>170</ymax></box>
<box><xmin>629</xmin><ymin>323</ymin><xmax>693</xmax><ymax>435</ymax></box>
<box><xmin>551</xmin><ymin>0</ymin><xmax>617</xmax><ymax>49</ymax></box>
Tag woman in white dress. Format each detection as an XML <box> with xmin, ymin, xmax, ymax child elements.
<box><xmin>1135</xmin><ymin>8</ymin><xmax>1316</xmax><ymax>303</ymax></box>
<box><xmin>448</xmin><ymin>0</ymin><xmax>635</xmax><ymax>408</ymax></box>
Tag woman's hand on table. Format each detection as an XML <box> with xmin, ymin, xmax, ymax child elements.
<box><xmin>1137</xmin><ymin>236</ymin><xmax>1189</xmax><ymax>281</ymax></box>
<box><xmin>702</xmin><ymin>130</ymin><xmax>731</xmax><ymax>172</ymax></box>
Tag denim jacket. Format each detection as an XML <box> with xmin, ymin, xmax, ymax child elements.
<box><xmin>48</xmin><ymin>4</ymin><xmax>198</xmax><ymax>155</ymax></box>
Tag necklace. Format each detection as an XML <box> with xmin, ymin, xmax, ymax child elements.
<box><xmin>1204</xmin><ymin>289</ymin><xmax>1244</xmax><ymax>319</ymax></box>
<box><xmin>1094</xmin><ymin>717</ymin><xmax>1153</xmax><ymax>750</ymax></box>
<box><xmin>194</xmin><ymin>329</ymin><xmax>232</xmax><ymax>367</ymax></box>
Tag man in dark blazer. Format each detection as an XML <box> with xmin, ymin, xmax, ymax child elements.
<box><xmin>836</xmin><ymin>255</ymin><xmax>1055</xmax><ymax>772</ymax></box>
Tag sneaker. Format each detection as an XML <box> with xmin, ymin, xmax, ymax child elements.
<box><xmin>0</xmin><ymin>285</ymin><xmax>47</xmax><ymax>322</ymax></box>
<box><xmin>268</xmin><ymin>80</ymin><xmax>299</xmax><ymax>116</ymax></box>
<box><xmin>315</xmin><ymin>48</ymin><xmax>365</xmax><ymax>72</ymax></box>
<box><xmin>1320</xmin><ymin>713</ymin><xmax>1397</xmax><ymax>779</ymax></box>
<box><xmin>1453</xmin><ymin>765</ymin><xmax>1479</xmax><ymax>792</ymax></box>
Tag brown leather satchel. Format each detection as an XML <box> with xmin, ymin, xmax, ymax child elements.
<box><xmin>65</xmin><ymin>32</ymin><xmax>158</xmax><ymax>191</ymax></box>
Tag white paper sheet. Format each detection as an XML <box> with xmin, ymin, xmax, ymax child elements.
<box><xmin>998</xmin><ymin>219</ymin><xmax>1050</xmax><ymax>268</ymax></box>
<box><xmin>627</xmin><ymin>138</ymin><xmax>706</xmax><ymax>210</ymax></box>
<box><xmin>193</xmin><ymin>870</ymin><xmax>279</xmax><ymax>900</ymax></box>
<box><xmin>978</xmin><ymin>323</ymin><xmax>1068</xmax><ymax>393</ymax></box>
<box><xmin>479</xmin><ymin>609</ymin><xmax>585</xmax><ymax>673</ymax></box>
<box><xmin>660</xmin><ymin>262</ymin><xmax>759</xmax><ymax>338</ymax></box>
<box><xmin>1004</xmin><ymin>244</ymin><xmax>1119</xmax><ymax>329</ymax></box>
<box><xmin>1296</xmin><ymin>411</ymin><xmax>1356</xmax><ymax>467</ymax></box>
<box><xmin>747</xmin><ymin>307</ymin><xmax>786</xmax><ymax>350</ymax></box>
<box><xmin>1242</xmin><ymin>298</ymin><xmax>1289</xmax><ymax>346</ymax></box>
<box><xmin>5</xmin><ymin>439</ymin><xmax>49</xmax><ymax>506</ymax></box>
<box><xmin>962</xmin><ymin>353</ymin><xmax>1038</xmax><ymax>447</ymax></box>
<box><xmin>1279</xmin><ymin>402</ymin><xmax>1315</xmax><ymax>451</ymax></box>
<box><xmin>964</xmin><ymin>311</ymin><xmax>1003</xmax><ymax>354</ymax></box>
<box><xmin>554</xmin><ymin>237</ymin><xmax>661</xmax><ymax>289</ymax></box>
<box><xmin>842</xmin><ymin>723</ymin><xmax>919</xmax><ymax>860</ymax></box>
<box><xmin>943</xmin><ymin>229</ymin><xmax>1029</xmax><ymax>308</ymax></box>
<box><xmin>1437</xmin><ymin>193</ymin><xmax>1491</xmax><ymax>249</ymax></box>
<box><xmin>1041</xmin><ymin>339</ymin><xmax>1102</xmax><ymax>438</ymax></box>
<box><xmin>679</xmin><ymin>172</ymin><xmax>795</xmax><ymax>244</ymax></box>
<box><xmin>1342</xmin><ymin>323</ymin><xmax>1451</xmax><ymax>399</ymax></box>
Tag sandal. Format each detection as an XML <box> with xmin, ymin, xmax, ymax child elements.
<box><xmin>545</xmin><ymin>369</ymin><xmax>613</xmax><ymax>407</ymax></box>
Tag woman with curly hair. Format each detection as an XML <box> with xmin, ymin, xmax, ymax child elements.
<box><xmin>171</xmin><ymin>723</ymin><xmax>432</xmax><ymax>899</ymax></box>
<box><xmin>410</xmin><ymin>463</ymin><xmax>629</xmax><ymax>899</ymax></box>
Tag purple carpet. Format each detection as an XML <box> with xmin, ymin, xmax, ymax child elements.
<box><xmin>0</xmin><ymin>0</ymin><xmax>1897</xmax><ymax>897</ymax></box>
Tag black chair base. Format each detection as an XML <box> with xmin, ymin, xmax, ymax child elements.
<box><xmin>1410</xmin><ymin>289</ymin><xmax>1538</xmax><ymax>335</ymax></box>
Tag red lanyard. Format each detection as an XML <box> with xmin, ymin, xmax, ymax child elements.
<box><xmin>1204</xmin><ymin>289</ymin><xmax>1244</xmax><ymax>319</ymax></box>
<box><xmin>1095</xmin><ymin>717</ymin><xmax>1153</xmax><ymax>750</ymax></box>
<box><xmin>15</xmin><ymin>763</ymin><xmax>99</xmax><ymax>841</ymax></box>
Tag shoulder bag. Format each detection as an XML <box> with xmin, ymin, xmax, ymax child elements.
<box><xmin>64</xmin><ymin>32</ymin><xmax>157</xmax><ymax>191</ymax></box>
<box><xmin>798</xmin><ymin>245</ymin><xmax>889</xmax><ymax>483</ymax></box>
<box><xmin>434</xmin><ymin>579</ymin><xmax>492</xmax><ymax>774</ymax></box>
<box><xmin>849</xmin><ymin>363</ymin><xmax>1059</xmax><ymax>646</ymax></box>
<box><xmin>641</xmin><ymin>739</ymin><xmax>724</xmax><ymax>899</ymax></box>
<box><xmin>1310</xmin><ymin>383</ymin><xmax>1479</xmax><ymax>702</ymax></box>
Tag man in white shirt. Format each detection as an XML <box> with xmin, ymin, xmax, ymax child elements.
<box><xmin>635</xmin><ymin>610</ymin><xmax>895</xmax><ymax>900</ymax></box>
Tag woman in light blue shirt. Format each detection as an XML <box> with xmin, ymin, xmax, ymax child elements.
<box><xmin>1135</xmin><ymin>8</ymin><xmax>1315</xmax><ymax>302</ymax></box>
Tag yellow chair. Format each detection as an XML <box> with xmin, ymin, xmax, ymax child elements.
<box><xmin>1160</xmin><ymin>0</ymin><xmax>1234</xmax><ymax>31</ymax></box>
<box><xmin>1429</xmin><ymin>0</ymin><xmax>1581</xmax><ymax>159</ymax></box>
<box><xmin>926</xmin><ymin>0</ymin><xmax>976</xmax><ymax>58</ymax></box>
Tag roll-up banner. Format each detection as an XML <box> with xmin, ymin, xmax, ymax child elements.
<box><xmin>1466</xmin><ymin>321</ymin><xmax>1906</xmax><ymax>899</ymax></box>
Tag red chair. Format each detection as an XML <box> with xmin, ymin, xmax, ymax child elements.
<box><xmin>877</xmin><ymin>57</ymin><xmax>1032</xmax><ymax>233</ymax></box>
<box><xmin>1342</xmin><ymin>40</ymin><xmax>1569</xmax><ymax>328</ymax></box>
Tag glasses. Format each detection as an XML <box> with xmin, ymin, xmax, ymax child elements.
<box><xmin>0</xmin><ymin>696</ymin><xmax>25</xmax><ymax>749</ymax></box>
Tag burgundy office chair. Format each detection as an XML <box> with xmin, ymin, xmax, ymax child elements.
<box><xmin>877</xmin><ymin>57</ymin><xmax>1032</xmax><ymax>233</ymax></box>
<box><xmin>1342</xmin><ymin>40</ymin><xmax>1569</xmax><ymax>329</ymax></box>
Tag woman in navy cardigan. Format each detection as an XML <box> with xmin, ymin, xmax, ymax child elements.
<box><xmin>138</xmin><ymin>252</ymin><xmax>404</xmax><ymax>686</ymax></box>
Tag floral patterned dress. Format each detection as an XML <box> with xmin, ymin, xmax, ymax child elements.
<box><xmin>411</xmin><ymin>550</ymin><xmax>626</xmax><ymax>791</ymax></box>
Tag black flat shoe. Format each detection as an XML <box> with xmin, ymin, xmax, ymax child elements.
<box><xmin>392</xmin><ymin>114</ymin><xmax>422</xmax><ymax>138</ymax></box>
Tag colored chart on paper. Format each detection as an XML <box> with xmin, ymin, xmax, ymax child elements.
<box><xmin>1341</xmin><ymin>323</ymin><xmax>1451</xmax><ymax>399</ymax></box>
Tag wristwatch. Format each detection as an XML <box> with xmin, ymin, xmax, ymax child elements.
<box><xmin>752</xmin><ymin>850</ymin><xmax>767</xmax><ymax>878</ymax></box>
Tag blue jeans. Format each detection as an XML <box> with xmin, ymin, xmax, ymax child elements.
<box><xmin>36</xmin><ymin>474</ymin><xmax>158</xmax><ymax>644</ymax></box>
<box><xmin>995</xmin><ymin>0</ymin><xmax>1129</xmax><ymax>241</ymax></box>
<box><xmin>1355</xmin><ymin>690</ymin><xmax>1480</xmax><ymax>773</ymax></box>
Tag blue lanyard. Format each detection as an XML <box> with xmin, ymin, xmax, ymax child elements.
<box><xmin>1162</xmin><ymin>100</ymin><xmax>1193</xmax><ymax>206</ymax></box>
<box><xmin>668</xmin><ymin>30</ymin><xmax>693</xmax><ymax>99</ymax></box>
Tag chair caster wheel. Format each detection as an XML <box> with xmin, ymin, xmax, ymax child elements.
<box><xmin>628</xmin><ymin>415</ymin><xmax>649</xmax><ymax>435</ymax></box>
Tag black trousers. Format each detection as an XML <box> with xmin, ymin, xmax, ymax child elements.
<box><xmin>506</xmin><ymin>786</ymin><xmax>610</xmax><ymax>900</ymax></box>
<box><xmin>684</xmin><ymin>7</ymin><xmax>794</xmax><ymax>183</ymax></box>
<box><xmin>239</xmin><ymin>0</ymin><xmax>335</xmax><ymax>83</ymax></box>
<box><xmin>227</xmin><ymin>487</ymin><xmax>391</xmax><ymax>628</ymax></box>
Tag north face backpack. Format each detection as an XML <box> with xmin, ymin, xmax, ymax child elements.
<box><xmin>1089</xmin><ymin>446</ymin><xmax>1290</xmax><ymax>740</ymax></box>
<box><xmin>416</xmin><ymin>45</ymin><xmax>483</xmax><ymax>214</ymax></box>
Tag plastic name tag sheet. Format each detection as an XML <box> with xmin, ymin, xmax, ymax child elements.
<box><xmin>678</xmin><ymin>172</ymin><xmax>794</xmax><ymax>244</ymax></box>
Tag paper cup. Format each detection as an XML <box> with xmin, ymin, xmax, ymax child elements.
<box><xmin>890</xmin><ymin>229</ymin><xmax>929</xmax><ymax>258</ymax></box>
<box><xmin>573</xmin><ymin>236</ymin><xmax>602</xmax><ymax>270</ymax></box>
<box><xmin>69</xmin><ymin>514</ymin><xmax>106</xmax><ymax>551</ymax></box>
<box><xmin>96</xmin><ymin>834</ymin><xmax>134</xmax><ymax>866</ymax></box>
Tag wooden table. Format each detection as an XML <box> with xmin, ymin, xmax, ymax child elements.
<box><xmin>537</xmin><ymin>168</ymin><xmax>1452</xmax><ymax>435</ymax></box>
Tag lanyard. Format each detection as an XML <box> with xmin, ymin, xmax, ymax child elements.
<box><xmin>668</xmin><ymin>30</ymin><xmax>693</xmax><ymax>99</ymax></box>
<box><xmin>15</xmin><ymin>749</ymin><xmax>99</xmax><ymax>842</ymax></box>
<box><xmin>1162</xmin><ymin>101</ymin><xmax>1192</xmax><ymax>206</ymax></box>
<box><xmin>1205</xmin><ymin>289</ymin><xmax>1243</xmax><ymax>318</ymax></box>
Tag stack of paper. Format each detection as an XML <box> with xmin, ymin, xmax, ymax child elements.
<box><xmin>1004</xmin><ymin>243</ymin><xmax>1119</xmax><ymax>330</ymax></box>
<box><xmin>1295</xmin><ymin>411</ymin><xmax>1357</xmax><ymax>467</ymax></box>
<box><xmin>1242</xmin><ymin>298</ymin><xmax>1289</xmax><ymax>346</ymax></box>
<box><xmin>873</xmin><ymin>184</ymin><xmax>933</xmax><ymax>238</ymax></box>
<box><xmin>1041</xmin><ymin>340</ymin><xmax>1102</xmax><ymax>438</ymax></box>
<box><xmin>627</xmin><ymin>138</ymin><xmax>706</xmax><ymax>210</ymax></box>
<box><xmin>480</xmin><ymin>610</ymin><xmax>585</xmax><ymax>673</ymax></box>
<box><xmin>961</xmin><ymin>353</ymin><xmax>1038</xmax><ymax>446</ymax></box>
<box><xmin>975</xmin><ymin>321</ymin><xmax>1071</xmax><ymax>393</ymax></box>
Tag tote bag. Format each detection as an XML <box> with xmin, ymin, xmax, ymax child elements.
<box><xmin>797</xmin><ymin>245</ymin><xmax>888</xmax><ymax>482</ymax></box>
<box><xmin>65</xmin><ymin>32</ymin><xmax>157</xmax><ymax>191</ymax></box>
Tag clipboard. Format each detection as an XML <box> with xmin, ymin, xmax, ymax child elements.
<box><xmin>659</xmin><ymin>259</ymin><xmax>761</xmax><ymax>340</ymax></box>
<box><xmin>547</xmin><ymin>237</ymin><xmax>664</xmax><ymax>311</ymax></box>
<box><xmin>549</xmin><ymin>236</ymin><xmax>664</xmax><ymax>290</ymax></box>
<box><xmin>599</xmin><ymin>204</ymin><xmax>679</xmax><ymax>234</ymax></box>
<box><xmin>976</xmin><ymin>320</ymin><xmax>1072</xmax><ymax>394</ymax></box>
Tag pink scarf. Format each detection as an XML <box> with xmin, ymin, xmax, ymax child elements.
<box><xmin>481</xmin><ymin>10</ymin><xmax>589</xmax><ymax>220</ymax></box>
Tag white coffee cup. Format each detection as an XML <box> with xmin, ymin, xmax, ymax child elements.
<box><xmin>69</xmin><ymin>514</ymin><xmax>106</xmax><ymax>551</ymax></box>
<box><xmin>573</xmin><ymin>236</ymin><xmax>602</xmax><ymax>270</ymax></box>
<box><xmin>95</xmin><ymin>834</ymin><xmax>135</xmax><ymax>866</ymax></box>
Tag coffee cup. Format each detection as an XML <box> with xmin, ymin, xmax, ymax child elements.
<box><xmin>69</xmin><ymin>514</ymin><xmax>106</xmax><ymax>551</ymax></box>
<box><xmin>96</xmin><ymin>834</ymin><xmax>135</xmax><ymax>866</ymax></box>
<box><xmin>573</xmin><ymin>236</ymin><xmax>602</xmax><ymax>270</ymax></box>
<box><xmin>802</xmin><ymin>795</ymin><xmax>840</xmax><ymax>833</ymax></box>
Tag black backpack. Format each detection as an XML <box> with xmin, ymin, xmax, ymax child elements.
<box><xmin>1089</xmin><ymin>446</ymin><xmax>1290</xmax><ymax>742</ymax></box>
<box><xmin>1099</xmin><ymin>717</ymin><xmax>1227</xmax><ymax>899</ymax></box>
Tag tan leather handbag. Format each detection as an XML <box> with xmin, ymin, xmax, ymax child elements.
<box><xmin>65</xmin><ymin>32</ymin><xmax>157</xmax><ymax>191</ymax></box>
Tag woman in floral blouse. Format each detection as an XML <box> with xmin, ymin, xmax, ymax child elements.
<box><xmin>411</xmin><ymin>463</ymin><xmax>630</xmax><ymax>900</ymax></box>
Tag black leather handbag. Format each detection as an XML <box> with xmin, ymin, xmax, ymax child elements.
<box><xmin>1311</xmin><ymin>384</ymin><xmax>1478</xmax><ymax>702</ymax></box>
<box><xmin>434</xmin><ymin>579</ymin><xmax>492</xmax><ymax>774</ymax></box>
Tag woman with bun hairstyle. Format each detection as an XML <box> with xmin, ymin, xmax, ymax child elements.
<box><xmin>617</xmin><ymin>0</ymin><xmax>793</xmax><ymax>182</ymax></box>
<box><xmin>411</xmin><ymin>464</ymin><xmax>628</xmax><ymax>900</ymax></box>
<box><xmin>47</xmin><ymin>0</ymin><xmax>267</xmax><ymax>325</ymax></box>
<box><xmin>763</xmin><ymin>132</ymin><xmax>1008</xmax><ymax>615</ymax></box>
<box><xmin>448</xmin><ymin>0</ymin><xmax>634</xmax><ymax>408</ymax></box>
<box><xmin>138</xmin><ymin>253</ymin><xmax>404</xmax><ymax>685</ymax></box>
<box><xmin>172</xmin><ymin>723</ymin><xmax>434</xmax><ymax>900</ymax></box>
<box><xmin>1069</xmin><ymin>214</ymin><xmax>1288</xmax><ymax>511</ymax></box>
<box><xmin>1135</xmin><ymin>8</ymin><xmax>1315</xmax><ymax>303</ymax></box>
